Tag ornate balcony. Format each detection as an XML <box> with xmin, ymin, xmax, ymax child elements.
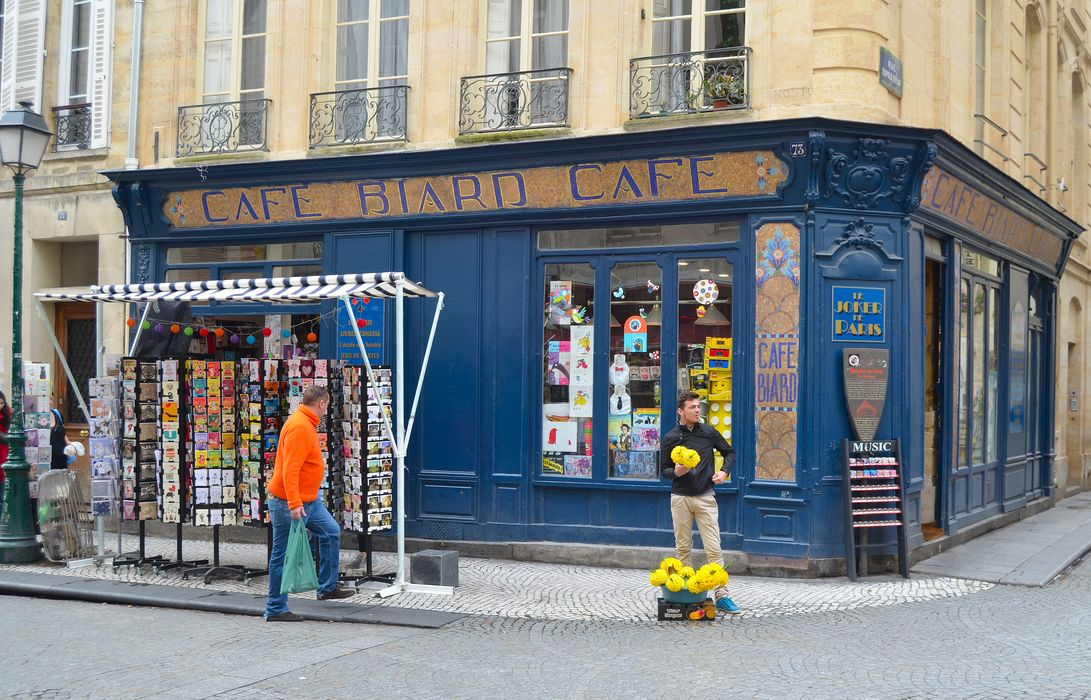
<box><xmin>52</xmin><ymin>103</ymin><xmax>91</xmax><ymax>151</ymax></box>
<box><xmin>629</xmin><ymin>47</ymin><xmax>751</xmax><ymax>119</ymax></box>
<box><xmin>176</xmin><ymin>99</ymin><xmax>271</xmax><ymax>157</ymax></box>
<box><xmin>459</xmin><ymin>67</ymin><xmax>571</xmax><ymax>135</ymax></box>
<box><xmin>309</xmin><ymin>85</ymin><xmax>409</xmax><ymax>147</ymax></box>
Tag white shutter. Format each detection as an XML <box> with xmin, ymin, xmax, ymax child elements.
<box><xmin>0</xmin><ymin>0</ymin><xmax>19</xmax><ymax>110</ymax></box>
<box><xmin>11</xmin><ymin>0</ymin><xmax>46</xmax><ymax>110</ymax></box>
<box><xmin>89</xmin><ymin>0</ymin><xmax>113</xmax><ymax>148</ymax></box>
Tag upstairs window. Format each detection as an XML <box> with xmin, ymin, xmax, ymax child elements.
<box><xmin>485</xmin><ymin>0</ymin><xmax>569</xmax><ymax>73</ymax></box>
<box><xmin>202</xmin><ymin>0</ymin><xmax>267</xmax><ymax>105</ymax></box>
<box><xmin>335</xmin><ymin>0</ymin><xmax>409</xmax><ymax>91</ymax></box>
<box><xmin>650</xmin><ymin>0</ymin><xmax>746</xmax><ymax>54</ymax></box>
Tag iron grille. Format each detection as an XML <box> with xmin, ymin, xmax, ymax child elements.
<box><xmin>176</xmin><ymin>99</ymin><xmax>271</xmax><ymax>157</ymax></box>
<box><xmin>53</xmin><ymin>103</ymin><xmax>92</xmax><ymax>151</ymax></box>
<box><xmin>309</xmin><ymin>85</ymin><xmax>410</xmax><ymax>147</ymax></box>
<box><xmin>459</xmin><ymin>67</ymin><xmax>572</xmax><ymax>135</ymax></box>
<box><xmin>629</xmin><ymin>46</ymin><xmax>751</xmax><ymax>119</ymax></box>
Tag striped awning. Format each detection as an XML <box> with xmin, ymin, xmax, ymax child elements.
<box><xmin>34</xmin><ymin>273</ymin><xmax>437</xmax><ymax>303</ymax></box>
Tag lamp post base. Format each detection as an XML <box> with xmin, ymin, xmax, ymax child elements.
<box><xmin>0</xmin><ymin>539</ymin><xmax>43</xmax><ymax>563</ymax></box>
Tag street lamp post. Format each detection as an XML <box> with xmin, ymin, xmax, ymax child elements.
<box><xmin>0</xmin><ymin>101</ymin><xmax>55</xmax><ymax>564</ymax></box>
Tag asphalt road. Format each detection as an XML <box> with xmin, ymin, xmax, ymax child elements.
<box><xmin>2</xmin><ymin>554</ymin><xmax>1089</xmax><ymax>699</ymax></box>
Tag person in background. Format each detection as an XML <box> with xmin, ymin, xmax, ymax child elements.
<box><xmin>49</xmin><ymin>403</ymin><xmax>73</xmax><ymax>471</ymax></box>
<box><xmin>0</xmin><ymin>390</ymin><xmax>10</xmax><ymax>519</ymax></box>
<box><xmin>659</xmin><ymin>390</ymin><xmax>742</xmax><ymax>615</ymax></box>
<box><xmin>263</xmin><ymin>385</ymin><xmax>354</xmax><ymax>621</ymax></box>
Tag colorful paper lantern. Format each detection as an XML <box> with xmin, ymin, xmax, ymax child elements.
<box><xmin>262</xmin><ymin>327</ymin><xmax>272</xmax><ymax>337</ymax></box>
<box><xmin>183</xmin><ymin>326</ymin><xmax>194</xmax><ymax>336</ymax></box>
<box><xmin>306</xmin><ymin>332</ymin><xmax>317</xmax><ymax>343</ymax></box>
<box><xmin>153</xmin><ymin>323</ymin><xmax>164</xmax><ymax>333</ymax></box>
<box><xmin>141</xmin><ymin>320</ymin><xmax>151</xmax><ymax>330</ymax></box>
<box><xmin>246</xmin><ymin>335</ymin><xmax>257</xmax><ymax>345</ymax></box>
<box><xmin>229</xmin><ymin>334</ymin><xmax>240</xmax><ymax>344</ymax></box>
<box><xmin>215</xmin><ymin>328</ymin><xmax>225</xmax><ymax>338</ymax></box>
<box><xmin>126</xmin><ymin>318</ymin><xmax>136</xmax><ymax>328</ymax></box>
<box><xmin>199</xmin><ymin>328</ymin><xmax>209</xmax><ymax>338</ymax></box>
<box><xmin>170</xmin><ymin>323</ymin><xmax>181</xmax><ymax>334</ymax></box>
<box><xmin>282</xmin><ymin>329</ymin><xmax>291</xmax><ymax>338</ymax></box>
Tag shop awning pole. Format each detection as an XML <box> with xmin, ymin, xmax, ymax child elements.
<box><xmin>128</xmin><ymin>302</ymin><xmax>152</xmax><ymax>355</ymax></box>
<box><xmin>340</xmin><ymin>295</ymin><xmax>400</xmax><ymax>456</ymax></box>
<box><xmin>401</xmin><ymin>292</ymin><xmax>445</xmax><ymax>451</ymax></box>
<box><xmin>33</xmin><ymin>299</ymin><xmax>91</xmax><ymax>425</ymax></box>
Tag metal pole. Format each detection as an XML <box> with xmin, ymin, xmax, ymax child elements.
<box><xmin>95</xmin><ymin>302</ymin><xmax>105</xmax><ymax>558</ymax></box>
<box><xmin>0</xmin><ymin>173</ymin><xmax>43</xmax><ymax>563</ymax></box>
<box><xmin>341</xmin><ymin>296</ymin><xmax>398</xmax><ymax>454</ymax></box>
<box><xmin>394</xmin><ymin>280</ymin><xmax>406</xmax><ymax>586</ymax></box>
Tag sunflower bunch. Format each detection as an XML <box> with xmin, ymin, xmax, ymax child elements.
<box><xmin>669</xmin><ymin>446</ymin><xmax>701</xmax><ymax>469</ymax></box>
<box><xmin>648</xmin><ymin>557</ymin><xmax>729</xmax><ymax>593</ymax></box>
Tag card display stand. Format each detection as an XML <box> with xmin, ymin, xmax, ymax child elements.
<box><xmin>88</xmin><ymin>376</ymin><xmax>121</xmax><ymax>517</ymax></box>
<box><xmin>364</xmin><ymin>366</ymin><xmax>394</xmax><ymax>534</ymax></box>
<box><xmin>22</xmin><ymin>362</ymin><xmax>53</xmax><ymax>500</ymax></box>
<box><xmin>239</xmin><ymin>358</ymin><xmax>282</xmax><ymax>525</ymax></box>
<box><xmin>841</xmin><ymin>438</ymin><xmax>909</xmax><ymax>580</ymax></box>
<box><xmin>114</xmin><ymin>358</ymin><xmax>168</xmax><ymax>570</ymax></box>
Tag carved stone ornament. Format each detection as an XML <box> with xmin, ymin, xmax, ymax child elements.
<box><xmin>817</xmin><ymin>218</ymin><xmax>903</xmax><ymax>263</ymax></box>
<box><xmin>134</xmin><ymin>243</ymin><xmax>152</xmax><ymax>284</ymax></box>
<box><xmin>823</xmin><ymin>138</ymin><xmax>912</xmax><ymax>210</ymax></box>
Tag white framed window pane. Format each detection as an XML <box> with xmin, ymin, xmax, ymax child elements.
<box><xmin>243</xmin><ymin>0</ymin><xmax>267</xmax><ymax>34</ymax></box>
<box><xmin>706</xmin><ymin>0</ymin><xmax>743</xmax><ymax>10</ymax></box>
<box><xmin>206</xmin><ymin>0</ymin><xmax>234</xmax><ymax>39</ymax></box>
<box><xmin>203</xmin><ymin>39</ymin><xmax>233</xmax><ymax>96</ymax></box>
<box><xmin>486</xmin><ymin>38</ymin><xmax>520</xmax><ymax>73</ymax></box>
<box><xmin>339</xmin><ymin>0</ymin><xmax>368</xmax><ymax>21</ymax></box>
<box><xmin>532</xmin><ymin>34</ymin><xmax>567</xmax><ymax>70</ymax></box>
<box><xmin>533</xmin><ymin>0</ymin><xmax>568</xmax><ymax>33</ymax></box>
<box><xmin>487</xmin><ymin>0</ymin><xmax>521</xmax><ymax>40</ymax></box>
<box><xmin>379</xmin><ymin>18</ymin><xmax>409</xmax><ymax>78</ymax></box>
<box><xmin>241</xmin><ymin>35</ymin><xmax>265</xmax><ymax>91</ymax></box>
<box><xmin>705</xmin><ymin>9</ymin><xmax>744</xmax><ymax>48</ymax></box>
<box><xmin>654</xmin><ymin>0</ymin><xmax>692</xmax><ymax>19</ymax></box>
<box><xmin>381</xmin><ymin>0</ymin><xmax>408</xmax><ymax>18</ymax></box>
<box><xmin>338</xmin><ymin>23</ymin><xmax>368</xmax><ymax>83</ymax></box>
<box><xmin>653</xmin><ymin>18</ymin><xmax>690</xmax><ymax>54</ymax></box>
<box><xmin>69</xmin><ymin>49</ymin><xmax>89</xmax><ymax>101</ymax></box>
<box><xmin>72</xmin><ymin>1</ymin><xmax>91</xmax><ymax>48</ymax></box>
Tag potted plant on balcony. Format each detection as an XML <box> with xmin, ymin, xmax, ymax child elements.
<box><xmin>707</xmin><ymin>72</ymin><xmax>743</xmax><ymax>109</ymax></box>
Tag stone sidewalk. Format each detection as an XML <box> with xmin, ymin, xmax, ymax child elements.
<box><xmin>912</xmin><ymin>490</ymin><xmax>1091</xmax><ymax>586</ymax></box>
<box><xmin>0</xmin><ymin>531</ymin><xmax>992</xmax><ymax>623</ymax></box>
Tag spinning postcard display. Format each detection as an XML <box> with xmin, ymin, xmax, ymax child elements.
<box><xmin>121</xmin><ymin>359</ymin><xmax>160</xmax><ymax>520</ymax></box>
<box><xmin>185</xmin><ymin>360</ymin><xmax>238</xmax><ymax>526</ymax></box>
<box><xmin>88</xmin><ymin>376</ymin><xmax>121</xmax><ymax>516</ymax></box>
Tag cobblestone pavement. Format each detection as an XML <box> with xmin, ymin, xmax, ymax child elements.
<box><xmin>1</xmin><ymin>554</ymin><xmax>1088</xmax><ymax>699</ymax></box>
<box><xmin>0</xmin><ymin>534</ymin><xmax>991</xmax><ymax>621</ymax></box>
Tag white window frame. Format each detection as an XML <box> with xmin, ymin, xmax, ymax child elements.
<box><xmin>483</xmin><ymin>0</ymin><xmax>569</xmax><ymax>74</ymax></box>
<box><xmin>57</xmin><ymin>0</ymin><xmax>91</xmax><ymax>107</ymax></box>
<box><xmin>198</xmin><ymin>0</ymin><xmax>267</xmax><ymax>105</ymax></box>
<box><xmin>646</xmin><ymin>0</ymin><xmax>746</xmax><ymax>55</ymax></box>
<box><xmin>333</xmin><ymin>0</ymin><xmax>409</xmax><ymax>92</ymax></box>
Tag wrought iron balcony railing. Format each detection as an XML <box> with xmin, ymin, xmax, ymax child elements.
<box><xmin>52</xmin><ymin>103</ymin><xmax>92</xmax><ymax>151</ymax></box>
<box><xmin>176</xmin><ymin>98</ymin><xmax>271</xmax><ymax>157</ymax></box>
<box><xmin>629</xmin><ymin>47</ymin><xmax>751</xmax><ymax>119</ymax></box>
<box><xmin>309</xmin><ymin>85</ymin><xmax>409</xmax><ymax>147</ymax></box>
<box><xmin>459</xmin><ymin>67</ymin><xmax>571</xmax><ymax>135</ymax></box>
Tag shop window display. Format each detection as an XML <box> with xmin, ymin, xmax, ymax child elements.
<box><xmin>607</xmin><ymin>262</ymin><xmax>662</xmax><ymax>480</ymax></box>
<box><xmin>542</xmin><ymin>263</ymin><xmax>594</xmax><ymax>477</ymax></box>
<box><xmin>676</xmin><ymin>258</ymin><xmax>733</xmax><ymax>476</ymax></box>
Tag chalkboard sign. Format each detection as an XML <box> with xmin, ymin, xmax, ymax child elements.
<box><xmin>841</xmin><ymin>438</ymin><xmax>909</xmax><ymax>580</ymax></box>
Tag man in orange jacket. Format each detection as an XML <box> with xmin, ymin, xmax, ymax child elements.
<box><xmin>265</xmin><ymin>385</ymin><xmax>354</xmax><ymax>621</ymax></box>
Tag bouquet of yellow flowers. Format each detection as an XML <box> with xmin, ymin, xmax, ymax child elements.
<box><xmin>669</xmin><ymin>446</ymin><xmax>701</xmax><ymax>469</ymax></box>
<box><xmin>649</xmin><ymin>557</ymin><xmax>729</xmax><ymax>602</ymax></box>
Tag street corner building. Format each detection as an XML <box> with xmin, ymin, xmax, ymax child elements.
<box><xmin>4</xmin><ymin>1</ymin><xmax>1090</xmax><ymax>576</ymax></box>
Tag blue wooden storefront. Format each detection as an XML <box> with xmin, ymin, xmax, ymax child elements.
<box><xmin>109</xmin><ymin>117</ymin><xmax>1081</xmax><ymax>567</ymax></box>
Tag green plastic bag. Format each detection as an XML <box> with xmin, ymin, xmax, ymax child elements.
<box><xmin>280</xmin><ymin>519</ymin><xmax>319</xmax><ymax>594</ymax></box>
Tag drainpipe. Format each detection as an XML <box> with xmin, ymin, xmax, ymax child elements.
<box><xmin>125</xmin><ymin>0</ymin><xmax>145</xmax><ymax>170</ymax></box>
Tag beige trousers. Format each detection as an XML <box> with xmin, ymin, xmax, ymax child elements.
<box><xmin>670</xmin><ymin>491</ymin><xmax>729</xmax><ymax>600</ymax></box>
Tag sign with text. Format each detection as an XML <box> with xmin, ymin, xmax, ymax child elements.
<box><xmin>842</xmin><ymin>348</ymin><xmax>889</xmax><ymax>442</ymax></box>
<box><xmin>879</xmin><ymin>47</ymin><xmax>903</xmax><ymax>97</ymax></box>
<box><xmin>755</xmin><ymin>334</ymin><xmax>798</xmax><ymax>411</ymax></box>
<box><xmin>832</xmin><ymin>286</ymin><xmax>886</xmax><ymax>342</ymax></box>
<box><xmin>336</xmin><ymin>298</ymin><xmax>385</xmax><ymax>364</ymax></box>
<box><xmin>163</xmin><ymin>150</ymin><xmax>789</xmax><ymax>228</ymax></box>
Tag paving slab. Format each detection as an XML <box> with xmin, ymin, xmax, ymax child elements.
<box><xmin>913</xmin><ymin>491</ymin><xmax>1091</xmax><ymax>586</ymax></box>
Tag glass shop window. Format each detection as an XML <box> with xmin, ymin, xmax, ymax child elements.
<box><xmin>607</xmin><ymin>261</ymin><xmax>663</xmax><ymax>480</ymax></box>
<box><xmin>676</xmin><ymin>257</ymin><xmax>733</xmax><ymax>475</ymax></box>
<box><xmin>542</xmin><ymin>263</ymin><xmax>594</xmax><ymax>478</ymax></box>
<box><xmin>538</xmin><ymin>221</ymin><xmax>739</xmax><ymax>251</ymax></box>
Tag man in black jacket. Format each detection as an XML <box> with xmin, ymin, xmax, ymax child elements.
<box><xmin>660</xmin><ymin>390</ymin><xmax>741</xmax><ymax>614</ymax></box>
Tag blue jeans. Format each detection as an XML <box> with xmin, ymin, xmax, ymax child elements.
<box><xmin>265</xmin><ymin>496</ymin><xmax>342</xmax><ymax>618</ymax></box>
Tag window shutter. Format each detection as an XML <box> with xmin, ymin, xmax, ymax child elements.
<box><xmin>0</xmin><ymin>0</ymin><xmax>19</xmax><ymax>110</ymax></box>
<box><xmin>89</xmin><ymin>0</ymin><xmax>113</xmax><ymax>148</ymax></box>
<box><xmin>8</xmin><ymin>0</ymin><xmax>46</xmax><ymax>111</ymax></box>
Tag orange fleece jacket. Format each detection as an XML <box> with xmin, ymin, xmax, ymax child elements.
<box><xmin>267</xmin><ymin>404</ymin><xmax>324</xmax><ymax>509</ymax></box>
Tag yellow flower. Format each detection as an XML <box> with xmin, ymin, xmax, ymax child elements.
<box><xmin>665</xmin><ymin>574</ymin><xmax>684</xmax><ymax>592</ymax></box>
<box><xmin>716</xmin><ymin>570</ymin><xmax>730</xmax><ymax>587</ymax></box>
<box><xmin>680</xmin><ymin>566</ymin><xmax>696</xmax><ymax>579</ymax></box>
<box><xmin>649</xmin><ymin>569</ymin><xmax>668</xmax><ymax>587</ymax></box>
<box><xmin>686</xmin><ymin>576</ymin><xmax>704</xmax><ymax>594</ymax></box>
<box><xmin>660</xmin><ymin>557</ymin><xmax>683</xmax><ymax>574</ymax></box>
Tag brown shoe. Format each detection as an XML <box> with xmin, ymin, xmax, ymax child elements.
<box><xmin>266</xmin><ymin>611</ymin><xmax>303</xmax><ymax>622</ymax></box>
<box><xmin>316</xmin><ymin>587</ymin><xmax>356</xmax><ymax>601</ymax></box>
